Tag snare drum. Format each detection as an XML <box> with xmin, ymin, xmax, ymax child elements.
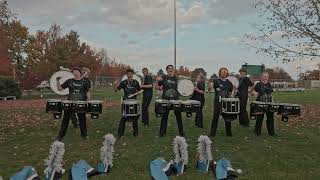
<box><xmin>155</xmin><ymin>99</ymin><xmax>170</xmax><ymax>117</ymax></box>
<box><xmin>46</xmin><ymin>99</ymin><xmax>62</xmax><ymax>119</ymax></box>
<box><xmin>87</xmin><ymin>100</ymin><xmax>103</xmax><ymax>119</ymax></box>
<box><xmin>278</xmin><ymin>103</ymin><xmax>301</xmax><ymax>117</ymax></box>
<box><xmin>221</xmin><ymin>98</ymin><xmax>240</xmax><ymax>114</ymax></box>
<box><xmin>190</xmin><ymin>100</ymin><xmax>201</xmax><ymax>113</ymax></box>
<box><xmin>62</xmin><ymin>100</ymin><xmax>74</xmax><ymax>111</ymax></box>
<box><xmin>169</xmin><ymin>100</ymin><xmax>181</xmax><ymax>111</ymax></box>
<box><xmin>180</xmin><ymin>100</ymin><xmax>193</xmax><ymax>117</ymax></box>
<box><xmin>122</xmin><ymin>99</ymin><xmax>140</xmax><ymax>117</ymax></box>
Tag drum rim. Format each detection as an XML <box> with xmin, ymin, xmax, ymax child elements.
<box><xmin>221</xmin><ymin>98</ymin><xmax>239</xmax><ymax>101</ymax></box>
<box><xmin>251</xmin><ymin>101</ymin><xmax>268</xmax><ymax>104</ymax></box>
<box><xmin>47</xmin><ymin>99</ymin><xmax>62</xmax><ymax>102</ymax></box>
<box><xmin>88</xmin><ymin>100</ymin><xmax>102</xmax><ymax>103</ymax></box>
<box><xmin>123</xmin><ymin>99</ymin><xmax>139</xmax><ymax>104</ymax></box>
<box><xmin>62</xmin><ymin>100</ymin><xmax>74</xmax><ymax>103</ymax></box>
<box><xmin>74</xmin><ymin>101</ymin><xmax>87</xmax><ymax>104</ymax></box>
<box><xmin>155</xmin><ymin>99</ymin><xmax>169</xmax><ymax>103</ymax></box>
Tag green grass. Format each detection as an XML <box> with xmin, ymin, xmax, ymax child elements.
<box><xmin>0</xmin><ymin>89</ymin><xmax>320</xmax><ymax>179</ymax></box>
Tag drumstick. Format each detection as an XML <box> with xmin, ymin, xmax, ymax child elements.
<box><xmin>80</xmin><ymin>72</ymin><xmax>88</xmax><ymax>79</ymax></box>
<box><xmin>128</xmin><ymin>90</ymin><xmax>144</xmax><ymax>98</ymax></box>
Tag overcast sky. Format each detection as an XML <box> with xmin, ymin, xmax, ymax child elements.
<box><xmin>8</xmin><ymin>0</ymin><xmax>320</xmax><ymax>79</ymax></box>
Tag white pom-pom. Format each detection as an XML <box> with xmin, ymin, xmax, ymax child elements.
<box><xmin>44</xmin><ymin>141</ymin><xmax>65</xmax><ymax>175</ymax></box>
<box><xmin>173</xmin><ymin>136</ymin><xmax>188</xmax><ymax>165</ymax></box>
<box><xmin>100</xmin><ymin>133</ymin><xmax>116</xmax><ymax>167</ymax></box>
<box><xmin>236</xmin><ymin>169</ymin><xmax>242</xmax><ymax>174</ymax></box>
<box><xmin>197</xmin><ymin>135</ymin><xmax>213</xmax><ymax>163</ymax></box>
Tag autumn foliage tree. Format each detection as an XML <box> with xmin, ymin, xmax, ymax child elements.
<box><xmin>265</xmin><ymin>67</ymin><xmax>293</xmax><ymax>81</ymax></box>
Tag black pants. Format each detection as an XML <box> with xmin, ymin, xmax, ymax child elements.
<box><xmin>71</xmin><ymin>112</ymin><xmax>78</xmax><ymax>126</ymax></box>
<box><xmin>142</xmin><ymin>94</ymin><xmax>152</xmax><ymax>125</ymax></box>
<box><xmin>160</xmin><ymin>110</ymin><xmax>184</xmax><ymax>136</ymax></box>
<box><xmin>117</xmin><ymin>116</ymin><xmax>139</xmax><ymax>137</ymax></box>
<box><xmin>194</xmin><ymin>99</ymin><xmax>205</xmax><ymax>128</ymax></box>
<box><xmin>255</xmin><ymin>112</ymin><xmax>275</xmax><ymax>136</ymax></box>
<box><xmin>58</xmin><ymin>110</ymin><xmax>87</xmax><ymax>139</ymax></box>
<box><xmin>239</xmin><ymin>94</ymin><xmax>249</xmax><ymax>126</ymax></box>
<box><xmin>210</xmin><ymin>101</ymin><xmax>232</xmax><ymax>136</ymax></box>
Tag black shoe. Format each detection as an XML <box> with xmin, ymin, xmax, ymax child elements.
<box><xmin>81</xmin><ymin>135</ymin><xmax>89</xmax><ymax>140</ymax></box>
<box><xmin>56</xmin><ymin>136</ymin><xmax>63</xmax><ymax>141</ymax></box>
<box><xmin>269</xmin><ymin>133</ymin><xmax>278</xmax><ymax>137</ymax></box>
<box><xmin>133</xmin><ymin>134</ymin><xmax>138</xmax><ymax>137</ymax></box>
<box><xmin>73</xmin><ymin>124</ymin><xmax>78</xmax><ymax>128</ymax></box>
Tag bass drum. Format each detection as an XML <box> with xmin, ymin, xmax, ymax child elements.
<box><xmin>50</xmin><ymin>70</ymin><xmax>74</xmax><ymax>95</ymax></box>
<box><xmin>121</xmin><ymin>74</ymin><xmax>142</xmax><ymax>86</ymax></box>
<box><xmin>177</xmin><ymin>78</ymin><xmax>194</xmax><ymax>97</ymax></box>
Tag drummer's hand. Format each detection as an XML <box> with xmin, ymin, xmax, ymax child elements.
<box><xmin>156</xmin><ymin>76</ymin><xmax>163</xmax><ymax>81</ymax></box>
<box><xmin>252</xmin><ymin>91</ymin><xmax>259</xmax><ymax>97</ymax></box>
<box><xmin>113</xmin><ymin>80</ymin><xmax>120</xmax><ymax>86</ymax></box>
<box><xmin>233</xmin><ymin>85</ymin><xmax>237</xmax><ymax>90</ymax></box>
<box><xmin>56</xmin><ymin>76</ymin><xmax>62</xmax><ymax>81</ymax></box>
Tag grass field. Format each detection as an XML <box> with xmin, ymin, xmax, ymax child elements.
<box><xmin>0</xmin><ymin>89</ymin><xmax>320</xmax><ymax>180</ymax></box>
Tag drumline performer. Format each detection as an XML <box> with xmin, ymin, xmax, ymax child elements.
<box><xmin>156</xmin><ymin>65</ymin><xmax>185</xmax><ymax>137</ymax></box>
<box><xmin>141</xmin><ymin>68</ymin><xmax>153</xmax><ymax>127</ymax></box>
<box><xmin>70</xmin><ymin>67</ymin><xmax>92</xmax><ymax>128</ymax></box>
<box><xmin>56</xmin><ymin>67</ymin><xmax>91</xmax><ymax>140</ymax></box>
<box><xmin>190</xmin><ymin>73</ymin><xmax>205</xmax><ymax>128</ymax></box>
<box><xmin>114</xmin><ymin>69</ymin><xmax>141</xmax><ymax>138</ymax></box>
<box><xmin>252</xmin><ymin>72</ymin><xmax>276</xmax><ymax>136</ymax></box>
<box><xmin>209</xmin><ymin>68</ymin><xmax>234</xmax><ymax>137</ymax></box>
<box><xmin>237</xmin><ymin>68</ymin><xmax>254</xmax><ymax>127</ymax></box>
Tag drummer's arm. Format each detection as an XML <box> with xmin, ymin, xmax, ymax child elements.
<box><xmin>141</xmin><ymin>76</ymin><xmax>153</xmax><ymax>89</ymax></box>
<box><xmin>114</xmin><ymin>80</ymin><xmax>121</xmax><ymax>92</ymax></box>
<box><xmin>86</xmin><ymin>91</ymin><xmax>91</xmax><ymax>101</ymax></box>
<box><xmin>57</xmin><ymin>79</ymin><xmax>67</xmax><ymax>91</ymax></box>
<box><xmin>252</xmin><ymin>84</ymin><xmax>259</xmax><ymax>97</ymax></box>
<box><xmin>194</xmin><ymin>86</ymin><xmax>205</xmax><ymax>94</ymax></box>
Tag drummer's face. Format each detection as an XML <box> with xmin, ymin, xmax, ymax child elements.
<box><xmin>127</xmin><ymin>72</ymin><xmax>133</xmax><ymax>80</ymax></box>
<box><xmin>197</xmin><ymin>74</ymin><xmax>204</xmax><ymax>81</ymax></box>
<box><xmin>240</xmin><ymin>71</ymin><xmax>246</xmax><ymax>77</ymax></box>
<box><xmin>220</xmin><ymin>69</ymin><xmax>228</xmax><ymax>78</ymax></box>
<box><xmin>262</xmin><ymin>73</ymin><xmax>269</xmax><ymax>82</ymax></box>
<box><xmin>142</xmin><ymin>68</ymin><xmax>148</xmax><ymax>76</ymax></box>
<box><xmin>73</xmin><ymin>70</ymin><xmax>81</xmax><ymax>79</ymax></box>
<box><xmin>167</xmin><ymin>66</ymin><xmax>174</xmax><ymax>76</ymax></box>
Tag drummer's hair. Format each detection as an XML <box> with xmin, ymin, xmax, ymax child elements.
<box><xmin>126</xmin><ymin>69</ymin><xmax>134</xmax><ymax>74</ymax></box>
<box><xmin>81</xmin><ymin>67</ymin><xmax>90</xmax><ymax>73</ymax></box>
<box><xmin>142</xmin><ymin>67</ymin><xmax>148</xmax><ymax>72</ymax></box>
<box><xmin>262</xmin><ymin>71</ymin><xmax>269</xmax><ymax>76</ymax></box>
<box><xmin>239</xmin><ymin>68</ymin><xmax>247</xmax><ymax>73</ymax></box>
<box><xmin>72</xmin><ymin>67</ymin><xmax>81</xmax><ymax>73</ymax></box>
<box><xmin>218</xmin><ymin>67</ymin><xmax>229</xmax><ymax>77</ymax></box>
<box><xmin>166</xmin><ymin>65</ymin><xmax>174</xmax><ymax>70</ymax></box>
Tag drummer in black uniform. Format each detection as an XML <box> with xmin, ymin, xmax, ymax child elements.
<box><xmin>114</xmin><ymin>69</ymin><xmax>141</xmax><ymax>138</ymax></box>
<box><xmin>209</xmin><ymin>68</ymin><xmax>234</xmax><ymax>137</ymax></box>
<box><xmin>156</xmin><ymin>65</ymin><xmax>185</xmax><ymax>137</ymax></box>
<box><xmin>190</xmin><ymin>73</ymin><xmax>205</xmax><ymax>128</ymax></box>
<box><xmin>237</xmin><ymin>68</ymin><xmax>254</xmax><ymax>127</ymax></box>
<box><xmin>56</xmin><ymin>67</ymin><xmax>91</xmax><ymax>140</ymax></box>
<box><xmin>141</xmin><ymin>68</ymin><xmax>153</xmax><ymax>127</ymax></box>
<box><xmin>252</xmin><ymin>72</ymin><xmax>276</xmax><ymax>136</ymax></box>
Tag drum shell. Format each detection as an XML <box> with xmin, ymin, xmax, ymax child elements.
<box><xmin>74</xmin><ymin>101</ymin><xmax>87</xmax><ymax>113</ymax></box>
<box><xmin>267</xmin><ymin>103</ymin><xmax>280</xmax><ymax>113</ymax></box>
<box><xmin>122</xmin><ymin>100</ymin><xmax>140</xmax><ymax>117</ymax></box>
<box><xmin>278</xmin><ymin>104</ymin><xmax>301</xmax><ymax>117</ymax></box>
<box><xmin>46</xmin><ymin>100</ymin><xmax>62</xmax><ymax>113</ymax></box>
<box><xmin>62</xmin><ymin>100</ymin><xmax>74</xmax><ymax>111</ymax></box>
<box><xmin>180</xmin><ymin>101</ymin><xmax>193</xmax><ymax>113</ymax></box>
<box><xmin>87</xmin><ymin>101</ymin><xmax>103</xmax><ymax>114</ymax></box>
<box><xmin>221</xmin><ymin>98</ymin><xmax>240</xmax><ymax>114</ymax></box>
<box><xmin>190</xmin><ymin>100</ymin><xmax>201</xmax><ymax>113</ymax></box>
<box><xmin>155</xmin><ymin>100</ymin><xmax>169</xmax><ymax>116</ymax></box>
<box><xmin>169</xmin><ymin>100</ymin><xmax>181</xmax><ymax>111</ymax></box>
<box><xmin>250</xmin><ymin>101</ymin><xmax>268</xmax><ymax>115</ymax></box>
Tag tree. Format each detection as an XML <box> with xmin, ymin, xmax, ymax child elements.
<box><xmin>265</xmin><ymin>67</ymin><xmax>293</xmax><ymax>81</ymax></box>
<box><xmin>248</xmin><ymin>0</ymin><xmax>320</xmax><ymax>62</ymax></box>
<box><xmin>303</xmin><ymin>63</ymin><xmax>320</xmax><ymax>80</ymax></box>
<box><xmin>176</xmin><ymin>66</ymin><xmax>192</xmax><ymax>77</ymax></box>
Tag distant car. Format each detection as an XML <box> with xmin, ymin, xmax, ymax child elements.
<box><xmin>36</xmin><ymin>81</ymin><xmax>50</xmax><ymax>90</ymax></box>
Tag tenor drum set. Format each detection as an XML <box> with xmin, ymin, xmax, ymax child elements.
<box><xmin>45</xmin><ymin>70</ymin><xmax>103</xmax><ymax>119</ymax></box>
<box><xmin>155</xmin><ymin>77</ymin><xmax>202</xmax><ymax>118</ymax></box>
<box><xmin>250</xmin><ymin>101</ymin><xmax>301</xmax><ymax>122</ymax></box>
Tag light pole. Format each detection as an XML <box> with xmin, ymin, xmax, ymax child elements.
<box><xmin>174</xmin><ymin>0</ymin><xmax>177</xmax><ymax>70</ymax></box>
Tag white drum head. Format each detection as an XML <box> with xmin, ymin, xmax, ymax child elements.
<box><xmin>50</xmin><ymin>71</ymin><xmax>74</xmax><ymax>95</ymax></box>
<box><xmin>227</xmin><ymin>76</ymin><xmax>239</xmax><ymax>88</ymax></box>
<box><xmin>123</xmin><ymin>99</ymin><xmax>139</xmax><ymax>104</ymax></box>
<box><xmin>178</xmin><ymin>78</ymin><xmax>194</xmax><ymax>97</ymax></box>
<box><xmin>121</xmin><ymin>74</ymin><xmax>142</xmax><ymax>86</ymax></box>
